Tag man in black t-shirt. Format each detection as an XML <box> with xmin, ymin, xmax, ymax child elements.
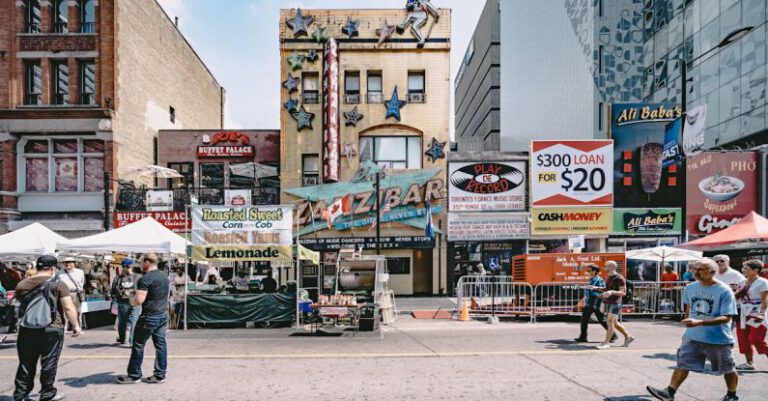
<box><xmin>117</xmin><ymin>253</ymin><xmax>170</xmax><ymax>385</ymax></box>
<box><xmin>261</xmin><ymin>270</ymin><xmax>278</xmax><ymax>293</ymax></box>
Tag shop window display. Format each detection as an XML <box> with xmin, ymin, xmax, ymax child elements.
<box><xmin>21</xmin><ymin>138</ymin><xmax>104</xmax><ymax>193</ymax></box>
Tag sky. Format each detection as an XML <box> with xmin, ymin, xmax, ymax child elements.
<box><xmin>156</xmin><ymin>0</ymin><xmax>485</xmax><ymax>135</ymax></box>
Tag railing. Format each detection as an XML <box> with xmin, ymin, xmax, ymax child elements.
<box><xmin>366</xmin><ymin>92</ymin><xmax>383</xmax><ymax>104</ymax></box>
<box><xmin>80</xmin><ymin>93</ymin><xmax>96</xmax><ymax>105</ymax></box>
<box><xmin>407</xmin><ymin>92</ymin><xmax>426</xmax><ymax>103</ymax></box>
<box><xmin>303</xmin><ymin>92</ymin><xmax>319</xmax><ymax>104</ymax></box>
<box><xmin>115</xmin><ymin>187</ymin><xmax>280</xmax><ymax>212</ymax></box>
<box><xmin>80</xmin><ymin>22</ymin><xmax>95</xmax><ymax>33</ymax></box>
<box><xmin>344</xmin><ymin>93</ymin><xmax>360</xmax><ymax>104</ymax></box>
<box><xmin>24</xmin><ymin>94</ymin><xmax>41</xmax><ymax>106</ymax></box>
<box><xmin>52</xmin><ymin>93</ymin><xmax>68</xmax><ymax>105</ymax></box>
<box><xmin>456</xmin><ymin>276</ymin><xmax>534</xmax><ymax>319</ymax></box>
<box><xmin>53</xmin><ymin>22</ymin><xmax>68</xmax><ymax>33</ymax></box>
<box><xmin>26</xmin><ymin>23</ymin><xmax>41</xmax><ymax>33</ymax></box>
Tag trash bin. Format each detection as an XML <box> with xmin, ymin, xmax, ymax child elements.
<box><xmin>359</xmin><ymin>302</ymin><xmax>379</xmax><ymax>332</ymax></box>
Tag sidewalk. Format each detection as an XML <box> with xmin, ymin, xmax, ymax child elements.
<box><xmin>395</xmin><ymin>296</ymin><xmax>457</xmax><ymax>313</ymax></box>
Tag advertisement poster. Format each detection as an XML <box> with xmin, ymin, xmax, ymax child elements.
<box><xmin>225</xmin><ymin>190</ymin><xmax>252</xmax><ymax>206</ymax></box>
<box><xmin>447</xmin><ymin>212</ymin><xmax>529</xmax><ymax>241</ymax></box>
<box><xmin>530</xmin><ymin>140</ymin><xmax>613</xmax><ymax>207</ymax></box>
<box><xmin>145</xmin><ymin>190</ymin><xmax>174</xmax><ymax>212</ymax></box>
<box><xmin>613</xmin><ymin>208</ymin><xmax>681</xmax><ymax>235</ymax></box>
<box><xmin>610</xmin><ymin>103</ymin><xmax>684</xmax><ymax>208</ymax></box>
<box><xmin>683</xmin><ymin>105</ymin><xmax>707</xmax><ymax>156</ymax></box>
<box><xmin>531</xmin><ymin>207</ymin><xmax>612</xmax><ymax>236</ymax></box>
<box><xmin>448</xmin><ymin>161</ymin><xmax>526</xmax><ymax>211</ymax></box>
<box><xmin>191</xmin><ymin>206</ymin><xmax>293</xmax><ymax>261</ymax></box>
<box><xmin>686</xmin><ymin>152</ymin><xmax>759</xmax><ymax>235</ymax></box>
<box><xmin>114</xmin><ymin>212</ymin><xmax>190</xmax><ymax>233</ymax></box>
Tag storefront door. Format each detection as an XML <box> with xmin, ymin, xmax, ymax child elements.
<box><xmin>412</xmin><ymin>249</ymin><xmax>433</xmax><ymax>295</ymax></box>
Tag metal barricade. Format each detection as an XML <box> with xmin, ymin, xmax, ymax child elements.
<box><xmin>455</xmin><ymin>276</ymin><xmax>534</xmax><ymax>320</ymax></box>
<box><xmin>624</xmin><ymin>281</ymin><xmax>687</xmax><ymax>318</ymax></box>
<box><xmin>532</xmin><ymin>282</ymin><xmax>589</xmax><ymax>323</ymax></box>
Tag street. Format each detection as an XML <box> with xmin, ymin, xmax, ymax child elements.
<box><xmin>1</xmin><ymin>317</ymin><xmax>765</xmax><ymax>401</ymax></box>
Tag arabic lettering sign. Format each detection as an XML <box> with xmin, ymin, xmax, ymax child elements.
<box><xmin>531</xmin><ymin>207</ymin><xmax>612</xmax><ymax>236</ymax></box>
<box><xmin>114</xmin><ymin>212</ymin><xmax>190</xmax><ymax>233</ymax></box>
<box><xmin>447</xmin><ymin>212</ymin><xmax>529</xmax><ymax>241</ymax></box>
<box><xmin>686</xmin><ymin>152</ymin><xmax>759</xmax><ymax>235</ymax></box>
<box><xmin>448</xmin><ymin>161</ymin><xmax>526</xmax><ymax>211</ymax></box>
<box><xmin>610</xmin><ymin>103</ymin><xmax>684</xmax><ymax>208</ymax></box>
<box><xmin>530</xmin><ymin>141</ymin><xmax>613</xmax><ymax>207</ymax></box>
<box><xmin>612</xmin><ymin>208</ymin><xmax>681</xmax><ymax>235</ymax></box>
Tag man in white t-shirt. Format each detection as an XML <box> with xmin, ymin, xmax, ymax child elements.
<box><xmin>713</xmin><ymin>255</ymin><xmax>746</xmax><ymax>292</ymax></box>
<box><xmin>58</xmin><ymin>257</ymin><xmax>86</xmax><ymax>330</ymax></box>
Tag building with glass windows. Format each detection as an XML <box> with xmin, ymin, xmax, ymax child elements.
<box><xmin>0</xmin><ymin>0</ymin><xmax>224</xmax><ymax>235</ymax></box>
<box><xmin>279</xmin><ymin>8</ymin><xmax>451</xmax><ymax>295</ymax></box>
<box><xmin>642</xmin><ymin>0</ymin><xmax>767</xmax><ymax>148</ymax></box>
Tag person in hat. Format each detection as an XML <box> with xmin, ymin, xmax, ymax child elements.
<box><xmin>13</xmin><ymin>255</ymin><xmax>81</xmax><ymax>401</ymax></box>
<box><xmin>57</xmin><ymin>257</ymin><xmax>85</xmax><ymax>331</ymax></box>
<box><xmin>111</xmin><ymin>259</ymin><xmax>142</xmax><ymax>345</ymax></box>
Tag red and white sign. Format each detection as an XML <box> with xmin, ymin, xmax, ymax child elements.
<box><xmin>531</xmin><ymin>140</ymin><xmax>614</xmax><ymax>207</ymax></box>
<box><xmin>114</xmin><ymin>212</ymin><xmax>190</xmax><ymax>233</ymax></box>
<box><xmin>197</xmin><ymin>146</ymin><xmax>254</xmax><ymax>158</ymax></box>
<box><xmin>322</xmin><ymin>38</ymin><xmax>340</xmax><ymax>183</ymax></box>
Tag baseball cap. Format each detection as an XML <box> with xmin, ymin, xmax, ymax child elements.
<box><xmin>36</xmin><ymin>255</ymin><xmax>58</xmax><ymax>269</ymax></box>
<box><xmin>121</xmin><ymin>258</ymin><xmax>135</xmax><ymax>267</ymax></box>
<box><xmin>61</xmin><ymin>256</ymin><xmax>77</xmax><ymax>263</ymax></box>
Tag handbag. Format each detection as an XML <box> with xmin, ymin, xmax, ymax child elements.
<box><xmin>63</xmin><ymin>269</ymin><xmax>86</xmax><ymax>303</ymax></box>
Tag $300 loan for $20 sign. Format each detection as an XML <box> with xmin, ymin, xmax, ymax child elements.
<box><xmin>530</xmin><ymin>140</ymin><xmax>614</xmax><ymax>207</ymax></box>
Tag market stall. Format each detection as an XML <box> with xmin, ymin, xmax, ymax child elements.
<box><xmin>680</xmin><ymin>211</ymin><xmax>768</xmax><ymax>257</ymax></box>
<box><xmin>0</xmin><ymin>222</ymin><xmax>66</xmax><ymax>257</ymax></box>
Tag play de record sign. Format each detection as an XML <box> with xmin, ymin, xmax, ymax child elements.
<box><xmin>531</xmin><ymin>207</ymin><xmax>612</xmax><ymax>236</ymax></box>
<box><xmin>448</xmin><ymin>161</ymin><xmax>526</xmax><ymax>211</ymax></box>
<box><xmin>530</xmin><ymin>140</ymin><xmax>613</xmax><ymax>207</ymax></box>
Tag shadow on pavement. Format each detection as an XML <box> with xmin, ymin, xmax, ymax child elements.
<box><xmin>0</xmin><ymin>396</ymin><xmax>13</xmax><ymax>401</ymax></box>
<box><xmin>67</xmin><ymin>343</ymin><xmax>115</xmax><ymax>350</ymax></box>
<box><xmin>535</xmin><ymin>339</ymin><xmax>598</xmax><ymax>351</ymax></box>
<box><xmin>642</xmin><ymin>352</ymin><xmax>676</xmax><ymax>362</ymax></box>
<box><xmin>62</xmin><ymin>372</ymin><xmax>118</xmax><ymax>388</ymax></box>
<box><xmin>603</xmin><ymin>396</ymin><xmax>652</xmax><ymax>401</ymax></box>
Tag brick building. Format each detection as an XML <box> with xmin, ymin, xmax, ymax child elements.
<box><xmin>279</xmin><ymin>7</ymin><xmax>451</xmax><ymax>295</ymax></box>
<box><xmin>0</xmin><ymin>0</ymin><xmax>224</xmax><ymax>236</ymax></box>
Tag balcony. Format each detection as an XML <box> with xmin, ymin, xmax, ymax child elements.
<box><xmin>407</xmin><ymin>92</ymin><xmax>426</xmax><ymax>103</ymax></box>
<box><xmin>115</xmin><ymin>186</ymin><xmax>280</xmax><ymax>212</ymax></box>
<box><xmin>344</xmin><ymin>93</ymin><xmax>360</xmax><ymax>104</ymax></box>
<box><xmin>303</xmin><ymin>91</ymin><xmax>319</xmax><ymax>104</ymax></box>
<box><xmin>366</xmin><ymin>92</ymin><xmax>383</xmax><ymax>104</ymax></box>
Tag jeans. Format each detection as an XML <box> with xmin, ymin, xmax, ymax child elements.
<box><xmin>578</xmin><ymin>303</ymin><xmax>609</xmax><ymax>340</ymax></box>
<box><xmin>14</xmin><ymin>327</ymin><xmax>64</xmax><ymax>401</ymax></box>
<box><xmin>117</xmin><ymin>302</ymin><xmax>141</xmax><ymax>343</ymax></box>
<box><xmin>127</xmin><ymin>314</ymin><xmax>168</xmax><ymax>380</ymax></box>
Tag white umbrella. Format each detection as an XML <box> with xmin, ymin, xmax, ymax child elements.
<box><xmin>229</xmin><ymin>162</ymin><xmax>278</xmax><ymax>179</ymax></box>
<box><xmin>626</xmin><ymin>246</ymin><xmax>703</xmax><ymax>264</ymax></box>
<box><xmin>127</xmin><ymin>165</ymin><xmax>183</xmax><ymax>179</ymax></box>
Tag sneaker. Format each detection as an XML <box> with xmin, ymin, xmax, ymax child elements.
<box><xmin>646</xmin><ymin>386</ymin><xmax>674</xmax><ymax>401</ymax></box>
<box><xmin>51</xmin><ymin>393</ymin><xmax>66</xmax><ymax>401</ymax></box>
<box><xmin>623</xmin><ymin>336</ymin><xmax>635</xmax><ymax>347</ymax></box>
<box><xmin>143</xmin><ymin>376</ymin><xmax>166</xmax><ymax>384</ymax></box>
<box><xmin>720</xmin><ymin>395</ymin><xmax>739</xmax><ymax>401</ymax></box>
<box><xmin>596</xmin><ymin>343</ymin><xmax>610</xmax><ymax>350</ymax></box>
<box><xmin>736</xmin><ymin>363</ymin><xmax>755</xmax><ymax>371</ymax></box>
<box><xmin>573</xmin><ymin>337</ymin><xmax>588</xmax><ymax>343</ymax></box>
<box><xmin>610</xmin><ymin>334</ymin><xmax>618</xmax><ymax>343</ymax></box>
<box><xmin>0</xmin><ymin>334</ymin><xmax>6</xmax><ymax>344</ymax></box>
<box><xmin>116</xmin><ymin>375</ymin><xmax>141</xmax><ymax>384</ymax></box>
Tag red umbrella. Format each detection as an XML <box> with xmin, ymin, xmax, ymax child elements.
<box><xmin>681</xmin><ymin>211</ymin><xmax>768</xmax><ymax>256</ymax></box>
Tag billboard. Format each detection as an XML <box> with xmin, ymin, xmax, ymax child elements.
<box><xmin>530</xmin><ymin>140</ymin><xmax>613</xmax><ymax>207</ymax></box>
<box><xmin>531</xmin><ymin>207</ymin><xmax>612</xmax><ymax>236</ymax></box>
<box><xmin>610</xmin><ymin>103</ymin><xmax>683</xmax><ymax>208</ymax></box>
<box><xmin>447</xmin><ymin>212</ymin><xmax>529</xmax><ymax>241</ymax></box>
<box><xmin>448</xmin><ymin>161</ymin><xmax>526</xmax><ymax>211</ymax></box>
<box><xmin>686</xmin><ymin>152</ymin><xmax>759</xmax><ymax>235</ymax></box>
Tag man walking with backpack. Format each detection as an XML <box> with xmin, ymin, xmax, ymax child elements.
<box><xmin>13</xmin><ymin>255</ymin><xmax>81</xmax><ymax>401</ymax></box>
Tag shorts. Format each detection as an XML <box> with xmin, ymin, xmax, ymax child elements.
<box><xmin>677</xmin><ymin>338</ymin><xmax>736</xmax><ymax>375</ymax></box>
<box><xmin>605</xmin><ymin>303</ymin><xmax>622</xmax><ymax>316</ymax></box>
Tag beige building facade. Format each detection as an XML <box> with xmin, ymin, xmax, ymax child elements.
<box><xmin>279</xmin><ymin>7</ymin><xmax>451</xmax><ymax>295</ymax></box>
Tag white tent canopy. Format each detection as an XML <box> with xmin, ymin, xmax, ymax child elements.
<box><xmin>0</xmin><ymin>222</ymin><xmax>66</xmax><ymax>257</ymax></box>
<box><xmin>626</xmin><ymin>246</ymin><xmax>703</xmax><ymax>263</ymax></box>
<box><xmin>57</xmin><ymin>217</ymin><xmax>188</xmax><ymax>255</ymax></box>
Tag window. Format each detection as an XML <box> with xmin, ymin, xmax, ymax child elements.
<box><xmin>24</xmin><ymin>60</ymin><xmax>42</xmax><ymax>105</ymax></box>
<box><xmin>53</xmin><ymin>0</ymin><xmax>68</xmax><ymax>33</ymax></box>
<box><xmin>80</xmin><ymin>0</ymin><xmax>95</xmax><ymax>33</ymax></box>
<box><xmin>302</xmin><ymin>155</ymin><xmax>319</xmax><ymax>186</ymax></box>
<box><xmin>230</xmin><ymin>164</ymin><xmax>255</xmax><ymax>190</ymax></box>
<box><xmin>167</xmin><ymin>162</ymin><xmax>193</xmax><ymax>189</ymax></box>
<box><xmin>408</xmin><ymin>71</ymin><xmax>425</xmax><ymax>103</ymax></box>
<box><xmin>21</xmin><ymin>138</ymin><xmax>104</xmax><ymax>193</ymax></box>
<box><xmin>359</xmin><ymin>136</ymin><xmax>422</xmax><ymax>170</ymax></box>
<box><xmin>79</xmin><ymin>60</ymin><xmax>96</xmax><ymax>105</ymax></box>
<box><xmin>387</xmin><ymin>257</ymin><xmax>411</xmax><ymax>275</ymax></box>
<box><xmin>200</xmin><ymin>163</ymin><xmax>225</xmax><ymax>189</ymax></box>
<box><xmin>302</xmin><ymin>73</ymin><xmax>319</xmax><ymax>104</ymax></box>
<box><xmin>169</xmin><ymin>106</ymin><xmax>176</xmax><ymax>123</ymax></box>
<box><xmin>367</xmin><ymin>72</ymin><xmax>383</xmax><ymax>103</ymax></box>
<box><xmin>598</xmin><ymin>45</ymin><xmax>604</xmax><ymax>74</ymax></box>
<box><xmin>344</xmin><ymin>71</ymin><xmax>360</xmax><ymax>104</ymax></box>
<box><xmin>25</xmin><ymin>0</ymin><xmax>41</xmax><ymax>33</ymax></box>
<box><xmin>51</xmin><ymin>60</ymin><xmax>69</xmax><ymax>105</ymax></box>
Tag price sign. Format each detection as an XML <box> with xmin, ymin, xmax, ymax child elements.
<box><xmin>531</xmin><ymin>140</ymin><xmax>613</xmax><ymax>207</ymax></box>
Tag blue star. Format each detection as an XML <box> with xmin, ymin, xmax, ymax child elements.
<box><xmin>342</xmin><ymin>18</ymin><xmax>359</xmax><ymax>38</ymax></box>
<box><xmin>284</xmin><ymin>98</ymin><xmax>299</xmax><ymax>113</ymax></box>
<box><xmin>384</xmin><ymin>86</ymin><xmax>406</xmax><ymax>121</ymax></box>
<box><xmin>293</xmin><ymin>106</ymin><xmax>315</xmax><ymax>131</ymax></box>
<box><xmin>424</xmin><ymin>137</ymin><xmax>447</xmax><ymax>163</ymax></box>
<box><xmin>286</xmin><ymin>8</ymin><xmax>313</xmax><ymax>37</ymax></box>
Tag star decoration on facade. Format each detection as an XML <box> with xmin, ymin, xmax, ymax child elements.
<box><xmin>282</xmin><ymin>74</ymin><xmax>300</xmax><ymax>93</ymax></box>
<box><xmin>287</xmin><ymin>52</ymin><xmax>305</xmax><ymax>71</ymax></box>
<box><xmin>342</xmin><ymin>18</ymin><xmax>360</xmax><ymax>38</ymax></box>
<box><xmin>292</xmin><ymin>106</ymin><xmax>315</xmax><ymax>131</ymax></box>
<box><xmin>306</xmin><ymin>48</ymin><xmax>319</xmax><ymax>62</ymax></box>
<box><xmin>342</xmin><ymin>142</ymin><xmax>358</xmax><ymax>164</ymax></box>
<box><xmin>424</xmin><ymin>137</ymin><xmax>447</xmax><ymax>163</ymax></box>
<box><xmin>343</xmin><ymin>106</ymin><xmax>364</xmax><ymax>126</ymax></box>
<box><xmin>286</xmin><ymin>8</ymin><xmax>313</xmax><ymax>37</ymax></box>
<box><xmin>376</xmin><ymin>20</ymin><xmax>396</xmax><ymax>45</ymax></box>
<box><xmin>312</xmin><ymin>26</ymin><xmax>329</xmax><ymax>43</ymax></box>
<box><xmin>284</xmin><ymin>98</ymin><xmax>299</xmax><ymax>113</ymax></box>
<box><xmin>384</xmin><ymin>86</ymin><xmax>406</xmax><ymax>121</ymax></box>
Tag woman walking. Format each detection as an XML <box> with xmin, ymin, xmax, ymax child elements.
<box><xmin>734</xmin><ymin>259</ymin><xmax>768</xmax><ymax>371</ymax></box>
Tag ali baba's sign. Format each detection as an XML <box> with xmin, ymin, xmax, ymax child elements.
<box><xmin>285</xmin><ymin>166</ymin><xmax>444</xmax><ymax>236</ymax></box>
<box><xmin>613</xmin><ymin>208</ymin><xmax>681</xmax><ymax>235</ymax></box>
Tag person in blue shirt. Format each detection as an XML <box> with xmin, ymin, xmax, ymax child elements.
<box><xmin>681</xmin><ymin>264</ymin><xmax>695</xmax><ymax>283</ymax></box>
<box><xmin>574</xmin><ymin>265</ymin><xmax>616</xmax><ymax>343</ymax></box>
<box><xmin>647</xmin><ymin>258</ymin><xmax>740</xmax><ymax>401</ymax></box>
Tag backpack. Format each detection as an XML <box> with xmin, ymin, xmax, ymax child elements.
<box><xmin>19</xmin><ymin>279</ymin><xmax>58</xmax><ymax>329</ymax></box>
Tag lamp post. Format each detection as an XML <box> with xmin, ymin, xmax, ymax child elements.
<box><xmin>677</xmin><ymin>26</ymin><xmax>753</xmax><ymax>242</ymax></box>
<box><xmin>103</xmin><ymin>171</ymin><xmax>111</xmax><ymax>231</ymax></box>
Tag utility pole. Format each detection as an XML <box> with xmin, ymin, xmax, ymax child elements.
<box><xmin>103</xmin><ymin>171</ymin><xmax>111</xmax><ymax>231</ymax></box>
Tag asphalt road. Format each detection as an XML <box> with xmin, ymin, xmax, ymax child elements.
<box><xmin>0</xmin><ymin>318</ymin><xmax>765</xmax><ymax>401</ymax></box>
